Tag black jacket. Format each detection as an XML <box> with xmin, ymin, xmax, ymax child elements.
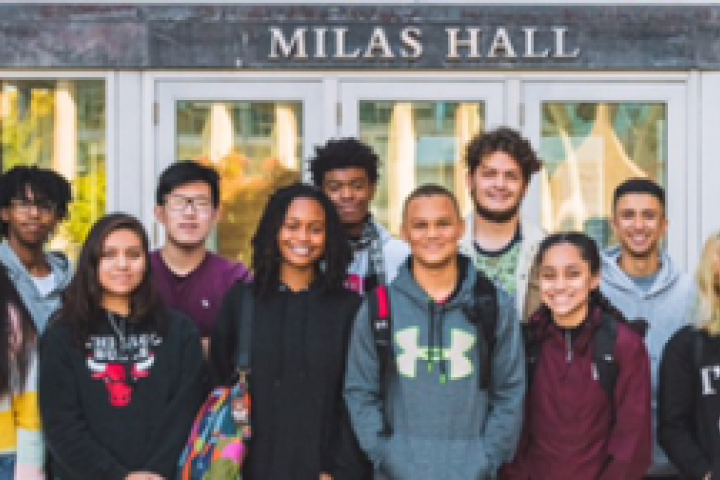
<box><xmin>658</xmin><ymin>325</ymin><xmax>720</xmax><ymax>480</ymax></box>
<box><xmin>39</xmin><ymin>310</ymin><xmax>207</xmax><ymax>480</ymax></box>
<box><xmin>210</xmin><ymin>282</ymin><xmax>367</xmax><ymax>480</ymax></box>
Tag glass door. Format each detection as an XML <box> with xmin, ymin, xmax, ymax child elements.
<box><xmin>154</xmin><ymin>80</ymin><xmax>323</xmax><ymax>263</ymax></box>
<box><xmin>339</xmin><ymin>81</ymin><xmax>505</xmax><ymax>234</ymax></box>
<box><xmin>523</xmin><ymin>81</ymin><xmax>687</xmax><ymax>266</ymax></box>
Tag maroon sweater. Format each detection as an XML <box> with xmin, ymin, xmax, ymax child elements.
<box><xmin>503</xmin><ymin>307</ymin><xmax>652</xmax><ymax>480</ymax></box>
<box><xmin>150</xmin><ymin>251</ymin><xmax>251</xmax><ymax>338</ymax></box>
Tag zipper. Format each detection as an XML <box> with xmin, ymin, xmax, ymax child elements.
<box><xmin>565</xmin><ymin>330</ymin><xmax>573</xmax><ymax>363</ymax></box>
<box><xmin>428</xmin><ymin>301</ymin><xmax>435</xmax><ymax>373</ymax></box>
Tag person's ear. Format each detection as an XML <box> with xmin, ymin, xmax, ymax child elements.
<box><xmin>154</xmin><ymin>205</ymin><xmax>167</xmax><ymax>225</ymax></box>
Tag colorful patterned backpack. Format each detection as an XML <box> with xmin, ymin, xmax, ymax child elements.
<box><xmin>178</xmin><ymin>289</ymin><xmax>253</xmax><ymax>479</ymax></box>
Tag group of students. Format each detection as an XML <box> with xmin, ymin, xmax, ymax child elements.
<box><xmin>0</xmin><ymin>127</ymin><xmax>717</xmax><ymax>480</ymax></box>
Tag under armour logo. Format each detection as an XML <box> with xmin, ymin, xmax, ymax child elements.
<box><xmin>395</xmin><ymin>327</ymin><xmax>475</xmax><ymax>382</ymax></box>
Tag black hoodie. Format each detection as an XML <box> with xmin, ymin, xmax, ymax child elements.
<box><xmin>38</xmin><ymin>310</ymin><xmax>207</xmax><ymax>480</ymax></box>
<box><xmin>210</xmin><ymin>282</ymin><xmax>366</xmax><ymax>480</ymax></box>
<box><xmin>658</xmin><ymin>325</ymin><xmax>720</xmax><ymax>480</ymax></box>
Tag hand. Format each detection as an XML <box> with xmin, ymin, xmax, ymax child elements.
<box><xmin>125</xmin><ymin>473</ymin><xmax>165</xmax><ymax>480</ymax></box>
<box><xmin>320</xmin><ymin>474</ymin><xmax>333</xmax><ymax>480</ymax></box>
<box><xmin>704</xmin><ymin>474</ymin><xmax>711</xmax><ymax>480</ymax></box>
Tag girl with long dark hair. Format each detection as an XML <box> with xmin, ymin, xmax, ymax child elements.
<box><xmin>502</xmin><ymin>232</ymin><xmax>652</xmax><ymax>480</ymax></box>
<box><xmin>0</xmin><ymin>265</ymin><xmax>44</xmax><ymax>479</ymax></box>
<box><xmin>39</xmin><ymin>213</ymin><xmax>206</xmax><ymax>480</ymax></box>
<box><xmin>210</xmin><ymin>183</ymin><xmax>366</xmax><ymax>480</ymax></box>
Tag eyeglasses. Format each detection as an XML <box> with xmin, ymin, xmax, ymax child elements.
<box><xmin>9</xmin><ymin>198</ymin><xmax>58</xmax><ymax>216</ymax></box>
<box><xmin>165</xmin><ymin>194</ymin><xmax>214</xmax><ymax>214</ymax></box>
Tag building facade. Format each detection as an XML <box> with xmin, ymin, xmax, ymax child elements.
<box><xmin>0</xmin><ymin>0</ymin><xmax>717</xmax><ymax>270</ymax></box>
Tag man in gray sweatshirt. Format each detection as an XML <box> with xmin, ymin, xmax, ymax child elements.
<box><xmin>0</xmin><ymin>166</ymin><xmax>73</xmax><ymax>333</ymax></box>
<box><xmin>601</xmin><ymin>178</ymin><xmax>694</xmax><ymax>479</ymax></box>
<box><xmin>345</xmin><ymin>184</ymin><xmax>525</xmax><ymax>480</ymax></box>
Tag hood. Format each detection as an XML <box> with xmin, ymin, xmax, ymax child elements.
<box><xmin>0</xmin><ymin>241</ymin><xmax>73</xmax><ymax>289</ymax></box>
<box><xmin>391</xmin><ymin>254</ymin><xmax>476</xmax><ymax>311</ymax></box>
<box><xmin>601</xmin><ymin>246</ymin><xmax>681</xmax><ymax>296</ymax></box>
<box><xmin>372</xmin><ymin>219</ymin><xmax>397</xmax><ymax>247</ymax></box>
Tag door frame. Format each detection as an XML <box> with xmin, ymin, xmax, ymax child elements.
<box><xmin>522</xmin><ymin>80</ymin><xmax>689</xmax><ymax>268</ymax></box>
<box><xmin>150</xmin><ymin>79</ymin><xmax>325</xmax><ymax>247</ymax></box>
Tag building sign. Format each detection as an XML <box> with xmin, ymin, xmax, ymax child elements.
<box><xmin>267</xmin><ymin>26</ymin><xmax>579</xmax><ymax>61</ymax></box>
<box><xmin>0</xmin><ymin>5</ymin><xmax>716</xmax><ymax>69</ymax></box>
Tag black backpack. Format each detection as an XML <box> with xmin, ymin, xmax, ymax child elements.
<box><xmin>368</xmin><ymin>273</ymin><xmax>498</xmax><ymax>436</ymax></box>
<box><xmin>524</xmin><ymin>312</ymin><xmax>648</xmax><ymax>421</ymax></box>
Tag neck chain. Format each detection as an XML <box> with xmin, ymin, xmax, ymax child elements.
<box><xmin>107</xmin><ymin>312</ymin><xmax>129</xmax><ymax>353</ymax></box>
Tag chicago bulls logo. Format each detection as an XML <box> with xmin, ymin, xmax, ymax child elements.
<box><xmin>87</xmin><ymin>355</ymin><xmax>154</xmax><ymax>407</ymax></box>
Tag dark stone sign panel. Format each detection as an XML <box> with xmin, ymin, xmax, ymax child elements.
<box><xmin>0</xmin><ymin>5</ymin><xmax>719</xmax><ymax>69</ymax></box>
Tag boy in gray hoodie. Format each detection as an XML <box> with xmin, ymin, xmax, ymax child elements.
<box><xmin>601</xmin><ymin>178</ymin><xmax>694</xmax><ymax>479</ymax></box>
<box><xmin>0</xmin><ymin>166</ymin><xmax>73</xmax><ymax>333</ymax></box>
<box><xmin>345</xmin><ymin>184</ymin><xmax>525</xmax><ymax>480</ymax></box>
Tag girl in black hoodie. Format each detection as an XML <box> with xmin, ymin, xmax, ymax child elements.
<box><xmin>39</xmin><ymin>213</ymin><xmax>206</xmax><ymax>480</ymax></box>
<box><xmin>210</xmin><ymin>183</ymin><xmax>366</xmax><ymax>480</ymax></box>
<box><xmin>659</xmin><ymin>232</ymin><xmax>720</xmax><ymax>480</ymax></box>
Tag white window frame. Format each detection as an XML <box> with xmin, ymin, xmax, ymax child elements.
<box><xmin>522</xmin><ymin>79</ymin><xmax>690</xmax><ymax>269</ymax></box>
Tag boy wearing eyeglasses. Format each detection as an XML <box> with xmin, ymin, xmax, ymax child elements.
<box><xmin>0</xmin><ymin>166</ymin><xmax>73</xmax><ymax>333</ymax></box>
<box><xmin>152</xmin><ymin>161</ymin><xmax>251</xmax><ymax>354</ymax></box>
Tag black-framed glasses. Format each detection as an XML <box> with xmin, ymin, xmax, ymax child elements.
<box><xmin>9</xmin><ymin>198</ymin><xmax>58</xmax><ymax>216</ymax></box>
<box><xmin>165</xmin><ymin>194</ymin><xmax>213</xmax><ymax>214</ymax></box>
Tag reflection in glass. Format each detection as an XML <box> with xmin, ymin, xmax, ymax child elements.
<box><xmin>176</xmin><ymin>101</ymin><xmax>302</xmax><ymax>263</ymax></box>
<box><xmin>0</xmin><ymin>79</ymin><xmax>106</xmax><ymax>258</ymax></box>
<box><xmin>541</xmin><ymin>103</ymin><xmax>666</xmax><ymax>247</ymax></box>
<box><xmin>359</xmin><ymin>101</ymin><xmax>484</xmax><ymax>233</ymax></box>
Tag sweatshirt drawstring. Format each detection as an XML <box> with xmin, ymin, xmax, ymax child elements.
<box><xmin>428</xmin><ymin>300</ymin><xmax>435</xmax><ymax>373</ymax></box>
<box><xmin>565</xmin><ymin>330</ymin><xmax>573</xmax><ymax>363</ymax></box>
<box><xmin>301</xmin><ymin>292</ymin><xmax>309</xmax><ymax>379</ymax></box>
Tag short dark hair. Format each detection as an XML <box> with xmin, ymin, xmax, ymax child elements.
<box><xmin>251</xmin><ymin>183</ymin><xmax>352</xmax><ymax>298</ymax></box>
<box><xmin>402</xmin><ymin>184</ymin><xmax>461</xmax><ymax>221</ymax></box>
<box><xmin>309</xmin><ymin>138</ymin><xmax>380</xmax><ymax>186</ymax></box>
<box><xmin>464</xmin><ymin>127</ymin><xmax>542</xmax><ymax>183</ymax></box>
<box><xmin>0</xmin><ymin>166</ymin><xmax>72</xmax><ymax>237</ymax></box>
<box><xmin>155</xmin><ymin>161</ymin><xmax>221</xmax><ymax>208</ymax></box>
<box><xmin>612</xmin><ymin>178</ymin><xmax>665</xmax><ymax>210</ymax></box>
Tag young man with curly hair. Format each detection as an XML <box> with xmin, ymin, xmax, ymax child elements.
<box><xmin>0</xmin><ymin>166</ymin><xmax>73</xmax><ymax>333</ymax></box>
<box><xmin>460</xmin><ymin>127</ymin><xmax>544</xmax><ymax>322</ymax></box>
<box><xmin>310</xmin><ymin>138</ymin><xmax>409</xmax><ymax>295</ymax></box>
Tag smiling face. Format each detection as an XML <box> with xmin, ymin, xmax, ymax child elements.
<box><xmin>1</xmin><ymin>187</ymin><xmax>61</xmax><ymax>249</ymax></box>
<box><xmin>278</xmin><ymin>197</ymin><xmax>327</xmax><ymax>272</ymax></box>
<box><xmin>612</xmin><ymin>193</ymin><xmax>667</xmax><ymax>259</ymax></box>
<box><xmin>402</xmin><ymin>194</ymin><xmax>464</xmax><ymax>270</ymax></box>
<box><xmin>321</xmin><ymin>167</ymin><xmax>375</xmax><ymax>232</ymax></box>
<box><xmin>98</xmin><ymin>228</ymin><xmax>147</xmax><ymax>305</ymax></box>
<box><xmin>154</xmin><ymin>181</ymin><xmax>218</xmax><ymax>249</ymax></box>
<box><xmin>539</xmin><ymin>242</ymin><xmax>600</xmax><ymax>327</ymax></box>
<box><xmin>468</xmin><ymin>151</ymin><xmax>527</xmax><ymax>223</ymax></box>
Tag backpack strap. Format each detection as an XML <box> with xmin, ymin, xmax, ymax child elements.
<box><xmin>471</xmin><ymin>273</ymin><xmax>498</xmax><ymax>390</ymax></box>
<box><xmin>236</xmin><ymin>287</ymin><xmax>254</xmax><ymax>370</ymax></box>
<box><xmin>368</xmin><ymin>285</ymin><xmax>393</xmax><ymax>437</ymax></box>
<box><xmin>593</xmin><ymin>313</ymin><xmax>619</xmax><ymax>422</ymax></box>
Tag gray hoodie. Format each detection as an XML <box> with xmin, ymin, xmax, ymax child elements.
<box><xmin>0</xmin><ymin>241</ymin><xmax>72</xmax><ymax>333</ymax></box>
<box><xmin>600</xmin><ymin>246</ymin><xmax>695</xmax><ymax>476</ymax></box>
<box><xmin>344</xmin><ymin>257</ymin><xmax>525</xmax><ymax>480</ymax></box>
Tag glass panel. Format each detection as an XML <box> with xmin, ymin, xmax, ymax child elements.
<box><xmin>359</xmin><ymin>101</ymin><xmax>485</xmax><ymax>233</ymax></box>
<box><xmin>0</xmin><ymin>79</ymin><xmax>106</xmax><ymax>258</ymax></box>
<box><xmin>540</xmin><ymin>103</ymin><xmax>667</xmax><ymax>247</ymax></box>
<box><xmin>175</xmin><ymin>101</ymin><xmax>302</xmax><ymax>263</ymax></box>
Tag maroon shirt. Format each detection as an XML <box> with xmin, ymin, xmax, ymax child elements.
<box><xmin>150</xmin><ymin>251</ymin><xmax>251</xmax><ymax>338</ymax></box>
<box><xmin>502</xmin><ymin>307</ymin><xmax>652</xmax><ymax>480</ymax></box>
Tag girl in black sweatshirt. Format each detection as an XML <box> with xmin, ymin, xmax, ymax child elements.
<box><xmin>210</xmin><ymin>183</ymin><xmax>367</xmax><ymax>480</ymax></box>
<box><xmin>39</xmin><ymin>213</ymin><xmax>206</xmax><ymax>480</ymax></box>
<box><xmin>659</xmin><ymin>232</ymin><xmax>720</xmax><ymax>480</ymax></box>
